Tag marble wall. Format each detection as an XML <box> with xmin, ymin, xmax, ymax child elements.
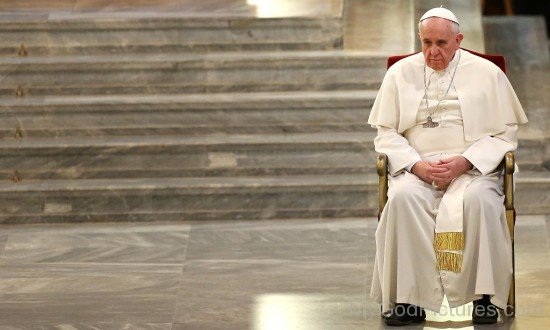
<box><xmin>483</xmin><ymin>16</ymin><xmax>550</xmax><ymax>170</ymax></box>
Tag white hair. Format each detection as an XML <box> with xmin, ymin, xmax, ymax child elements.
<box><xmin>418</xmin><ymin>18</ymin><xmax>461</xmax><ymax>35</ymax></box>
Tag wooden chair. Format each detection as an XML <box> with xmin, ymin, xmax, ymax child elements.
<box><xmin>377</xmin><ymin>49</ymin><xmax>517</xmax><ymax>317</ymax></box>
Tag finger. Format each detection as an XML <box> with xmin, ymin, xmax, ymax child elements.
<box><xmin>431</xmin><ymin>172</ymin><xmax>449</xmax><ymax>179</ymax></box>
<box><xmin>432</xmin><ymin>164</ymin><xmax>454</xmax><ymax>171</ymax></box>
<box><xmin>429</xmin><ymin>167</ymin><xmax>450</xmax><ymax>174</ymax></box>
<box><xmin>429</xmin><ymin>175</ymin><xmax>447</xmax><ymax>183</ymax></box>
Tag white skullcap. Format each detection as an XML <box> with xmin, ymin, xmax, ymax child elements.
<box><xmin>420</xmin><ymin>7</ymin><xmax>460</xmax><ymax>25</ymax></box>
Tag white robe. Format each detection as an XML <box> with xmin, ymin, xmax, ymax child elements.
<box><xmin>368</xmin><ymin>49</ymin><xmax>528</xmax><ymax>313</ymax></box>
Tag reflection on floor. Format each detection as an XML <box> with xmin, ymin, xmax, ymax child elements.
<box><xmin>0</xmin><ymin>216</ymin><xmax>547</xmax><ymax>328</ymax></box>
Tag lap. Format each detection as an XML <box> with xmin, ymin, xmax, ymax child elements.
<box><xmin>388</xmin><ymin>171</ymin><xmax>433</xmax><ymax>198</ymax></box>
<box><xmin>387</xmin><ymin>171</ymin><xmax>503</xmax><ymax>205</ymax></box>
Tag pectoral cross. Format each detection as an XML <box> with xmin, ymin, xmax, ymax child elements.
<box><xmin>423</xmin><ymin>116</ymin><xmax>439</xmax><ymax>128</ymax></box>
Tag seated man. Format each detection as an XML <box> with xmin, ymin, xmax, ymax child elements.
<box><xmin>367</xmin><ymin>7</ymin><xmax>528</xmax><ymax>326</ymax></box>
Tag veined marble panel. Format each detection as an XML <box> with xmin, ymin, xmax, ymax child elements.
<box><xmin>514</xmin><ymin>216</ymin><xmax>550</xmax><ymax>313</ymax></box>
<box><xmin>0</xmin><ymin>16</ymin><xmax>343</xmax><ymax>56</ymax></box>
<box><xmin>1</xmin><ymin>324</ymin><xmax>172</xmax><ymax>330</ymax></box>
<box><xmin>0</xmin><ymin>293</ymin><xmax>177</xmax><ymax>323</ymax></box>
<box><xmin>484</xmin><ymin>16</ymin><xmax>549</xmax><ymax>69</ymax></box>
<box><xmin>0</xmin><ymin>217</ymin><xmax>545</xmax><ymax>327</ymax></box>
<box><xmin>0</xmin><ymin>132</ymin><xmax>376</xmax><ymax>180</ymax></box>
<box><xmin>0</xmin><ymin>91</ymin><xmax>376</xmax><ymax>138</ymax></box>
<box><xmin>483</xmin><ymin>16</ymin><xmax>550</xmax><ymax>169</ymax></box>
<box><xmin>184</xmin><ymin>218</ymin><xmax>368</xmax><ymax>263</ymax></box>
<box><xmin>344</xmin><ymin>0</ymin><xmax>415</xmax><ymax>53</ymax></box>
<box><xmin>0</xmin><ymin>174</ymin><xmax>377</xmax><ymax>223</ymax></box>
<box><xmin>174</xmin><ymin>260</ymin><xmax>369</xmax><ymax>328</ymax></box>
<box><xmin>0</xmin><ymin>223</ymin><xmax>190</xmax><ymax>324</ymax></box>
<box><xmin>0</xmin><ymin>223</ymin><xmax>189</xmax><ymax>263</ymax></box>
<box><xmin>0</xmin><ymin>0</ymin><xmax>343</xmax><ymax>18</ymax></box>
<box><xmin>0</xmin><ymin>51</ymin><xmax>387</xmax><ymax>96</ymax></box>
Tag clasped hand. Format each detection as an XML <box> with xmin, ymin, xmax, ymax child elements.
<box><xmin>411</xmin><ymin>156</ymin><xmax>473</xmax><ymax>190</ymax></box>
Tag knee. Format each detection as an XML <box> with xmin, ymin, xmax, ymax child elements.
<box><xmin>463</xmin><ymin>182</ymin><xmax>501</xmax><ymax>211</ymax></box>
<box><xmin>388</xmin><ymin>184</ymin><xmax>424</xmax><ymax>206</ymax></box>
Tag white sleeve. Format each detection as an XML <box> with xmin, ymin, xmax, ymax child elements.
<box><xmin>462</xmin><ymin>124</ymin><xmax>518</xmax><ymax>175</ymax></box>
<box><xmin>375</xmin><ymin>126</ymin><xmax>422</xmax><ymax>176</ymax></box>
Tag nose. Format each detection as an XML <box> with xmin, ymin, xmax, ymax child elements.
<box><xmin>429</xmin><ymin>46</ymin><xmax>440</xmax><ymax>57</ymax></box>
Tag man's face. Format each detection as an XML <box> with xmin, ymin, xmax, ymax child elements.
<box><xmin>418</xmin><ymin>18</ymin><xmax>463</xmax><ymax>71</ymax></box>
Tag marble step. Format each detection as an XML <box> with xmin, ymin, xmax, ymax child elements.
<box><xmin>0</xmin><ymin>133</ymin><xmax>376</xmax><ymax>180</ymax></box>
<box><xmin>0</xmin><ymin>91</ymin><xmax>376</xmax><ymax>137</ymax></box>
<box><xmin>0</xmin><ymin>174</ymin><xmax>376</xmax><ymax>223</ymax></box>
<box><xmin>514</xmin><ymin>170</ymin><xmax>550</xmax><ymax>215</ymax></box>
<box><xmin>0</xmin><ymin>170</ymin><xmax>548</xmax><ymax>224</ymax></box>
<box><xmin>0</xmin><ymin>131</ymin><xmax>543</xmax><ymax>181</ymax></box>
<box><xmin>515</xmin><ymin>138</ymin><xmax>547</xmax><ymax>171</ymax></box>
<box><xmin>0</xmin><ymin>17</ymin><xmax>343</xmax><ymax>56</ymax></box>
<box><xmin>0</xmin><ymin>51</ymin><xmax>387</xmax><ymax>96</ymax></box>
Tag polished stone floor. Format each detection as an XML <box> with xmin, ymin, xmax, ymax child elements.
<box><xmin>0</xmin><ymin>215</ymin><xmax>547</xmax><ymax>329</ymax></box>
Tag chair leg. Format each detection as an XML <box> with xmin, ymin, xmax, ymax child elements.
<box><xmin>506</xmin><ymin>238</ymin><xmax>516</xmax><ymax>317</ymax></box>
<box><xmin>506</xmin><ymin>209</ymin><xmax>516</xmax><ymax>317</ymax></box>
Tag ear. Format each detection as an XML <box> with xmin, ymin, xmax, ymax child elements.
<box><xmin>456</xmin><ymin>33</ymin><xmax>464</xmax><ymax>46</ymax></box>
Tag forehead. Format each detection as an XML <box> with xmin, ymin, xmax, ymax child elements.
<box><xmin>419</xmin><ymin>18</ymin><xmax>453</xmax><ymax>38</ymax></box>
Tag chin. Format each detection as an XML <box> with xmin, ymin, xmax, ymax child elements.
<box><xmin>428</xmin><ymin>63</ymin><xmax>445</xmax><ymax>71</ymax></box>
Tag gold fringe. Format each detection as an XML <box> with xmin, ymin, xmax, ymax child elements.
<box><xmin>434</xmin><ymin>232</ymin><xmax>464</xmax><ymax>251</ymax></box>
<box><xmin>436</xmin><ymin>251</ymin><xmax>463</xmax><ymax>272</ymax></box>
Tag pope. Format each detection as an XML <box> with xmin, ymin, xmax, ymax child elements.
<box><xmin>367</xmin><ymin>7</ymin><xmax>528</xmax><ymax>326</ymax></box>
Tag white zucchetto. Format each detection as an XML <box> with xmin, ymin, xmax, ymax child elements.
<box><xmin>420</xmin><ymin>7</ymin><xmax>460</xmax><ymax>25</ymax></box>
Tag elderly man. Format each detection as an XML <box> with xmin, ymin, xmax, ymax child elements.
<box><xmin>367</xmin><ymin>7</ymin><xmax>528</xmax><ymax>326</ymax></box>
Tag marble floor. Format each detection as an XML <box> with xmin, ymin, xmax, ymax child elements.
<box><xmin>0</xmin><ymin>216</ymin><xmax>547</xmax><ymax>329</ymax></box>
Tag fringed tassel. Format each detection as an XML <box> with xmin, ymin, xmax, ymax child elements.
<box><xmin>436</xmin><ymin>251</ymin><xmax>462</xmax><ymax>272</ymax></box>
<box><xmin>434</xmin><ymin>232</ymin><xmax>464</xmax><ymax>251</ymax></box>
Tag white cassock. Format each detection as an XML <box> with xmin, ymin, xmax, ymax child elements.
<box><xmin>367</xmin><ymin>49</ymin><xmax>528</xmax><ymax>313</ymax></box>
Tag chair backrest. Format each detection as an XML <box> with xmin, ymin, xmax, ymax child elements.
<box><xmin>386</xmin><ymin>48</ymin><xmax>507</xmax><ymax>73</ymax></box>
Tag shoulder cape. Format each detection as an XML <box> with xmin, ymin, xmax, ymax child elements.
<box><xmin>367</xmin><ymin>50</ymin><xmax>528</xmax><ymax>141</ymax></box>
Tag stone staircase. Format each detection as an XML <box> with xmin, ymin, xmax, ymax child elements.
<box><xmin>0</xmin><ymin>11</ymin><xmax>381</xmax><ymax>223</ymax></box>
<box><xmin>0</xmin><ymin>2</ymin><xmax>547</xmax><ymax>223</ymax></box>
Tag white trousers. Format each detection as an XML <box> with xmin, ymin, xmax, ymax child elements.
<box><xmin>370</xmin><ymin>171</ymin><xmax>513</xmax><ymax>313</ymax></box>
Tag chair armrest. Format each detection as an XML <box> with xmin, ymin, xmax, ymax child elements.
<box><xmin>377</xmin><ymin>154</ymin><xmax>389</xmax><ymax>214</ymax></box>
<box><xmin>503</xmin><ymin>151</ymin><xmax>514</xmax><ymax>210</ymax></box>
